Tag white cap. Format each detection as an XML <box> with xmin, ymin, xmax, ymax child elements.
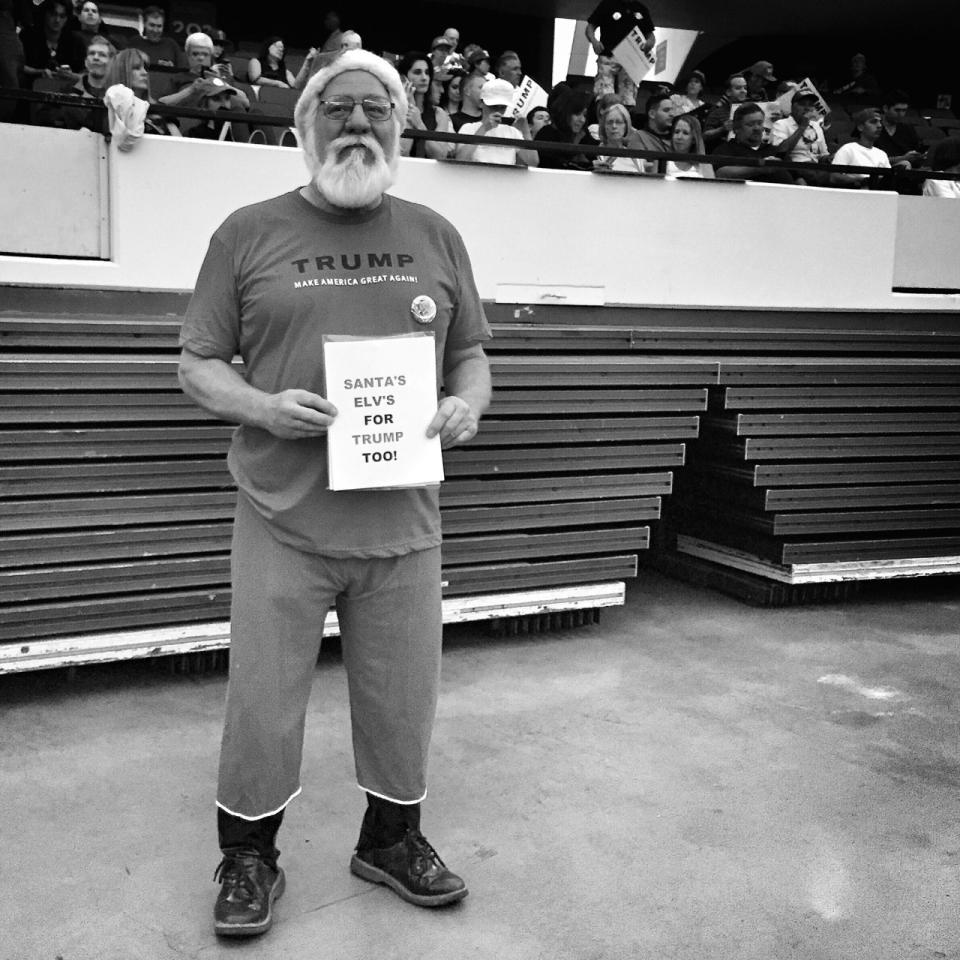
<box><xmin>480</xmin><ymin>78</ymin><xmax>515</xmax><ymax>106</ymax></box>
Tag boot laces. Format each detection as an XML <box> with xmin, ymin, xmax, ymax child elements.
<box><xmin>213</xmin><ymin>851</ymin><xmax>268</xmax><ymax>900</ymax></box>
<box><xmin>406</xmin><ymin>829</ymin><xmax>447</xmax><ymax>874</ymax></box>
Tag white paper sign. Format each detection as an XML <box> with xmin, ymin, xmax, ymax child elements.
<box><xmin>510</xmin><ymin>75</ymin><xmax>548</xmax><ymax>119</ymax></box>
<box><xmin>612</xmin><ymin>27</ymin><xmax>656</xmax><ymax>84</ymax></box>
<box><xmin>323</xmin><ymin>334</ymin><xmax>444</xmax><ymax>491</ymax></box>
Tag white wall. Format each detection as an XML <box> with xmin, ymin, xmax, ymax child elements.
<box><xmin>894</xmin><ymin>196</ymin><xmax>960</xmax><ymax>290</ymax></box>
<box><xmin>1</xmin><ymin>125</ymin><xmax>958</xmax><ymax>312</ymax></box>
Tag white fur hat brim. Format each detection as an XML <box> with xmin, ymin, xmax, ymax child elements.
<box><xmin>294</xmin><ymin>50</ymin><xmax>408</xmax><ymax>170</ymax></box>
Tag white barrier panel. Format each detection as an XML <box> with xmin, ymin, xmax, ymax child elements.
<box><xmin>894</xmin><ymin>195</ymin><xmax>960</xmax><ymax>290</ymax></box>
<box><xmin>0</xmin><ymin>125</ymin><xmax>957</xmax><ymax>311</ymax></box>
<box><xmin>0</xmin><ymin>124</ymin><xmax>108</xmax><ymax>258</ymax></box>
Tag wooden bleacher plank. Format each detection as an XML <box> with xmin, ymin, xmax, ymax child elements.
<box><xmin>0</xmin><ymin>393</ymin><xmax>213</xmax><ymax>424</ymax></box>
<box><xmin>698</xmin><ymin>434</ymin><xmax>960</xmax><ymax>461</ymax></box>
<box><xmin>439</xmin><ymin>474</ymin><xmax>671</xmax><ymax>506</ymax></box>
<box><xmin>489</xmin><ymin>355</ymin><xmax>719</xmax><ymax>386</ymax></box>
<box><xmin>441</xmin><ymin>498</ymin><xmax>660</xmax><ymax>535</ymax></box>
<box><xmin>0</xmin><ymin>460</ymin><xmax>233</xmax><ymax>496</ymax></box>
<box><xmin>488</xmin><ymin>387</ymin><xmax>708</xmax><ymax>414</ymax></box>
<box><xmin>716</xmin><ymin>357</ymin><xmax>960</xmax><ymax>385</ymax></box>
<box><xmin>718</xmin><ymin>412</ymin><xmax>960</xmax><ymax>436</ymax></box>
<box><xmin>762</xmin><ymin>484</ymin><xmax>960</xmax><ymax>511</ymax></box>
<box><xmin>441</xmin><ymin>528</ymin><xmax>649</xmax><ymax>564</ymax></box>
<box><xmin>0</xmin><ymin>316</ymin><xmax>181</xmax><ymax>349</ymax></box>
<box><xmin>749</xmin><ymin>461</ymin><xmax>960</xmax><ymax>487</ymax></box>
<box><xmin>474</xmin><ymin>417</ymin><xmax>699</xmax><ymax>445</ymax></box>
<box><xmin>442</xmin><ymin>556</ymin><xmax>638</xmax><ymax>593</ymax></box>
<box><xmin>720</xmin><ymin>385</ymin><xmax>960</xmax><ymax>410</ymax></box>
<box><xmin>444</xmin><ymin>443</ymin><xmax>686</xmax><ymax>474</ymax></box>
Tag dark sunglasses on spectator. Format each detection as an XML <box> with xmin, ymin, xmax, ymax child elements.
<box><xmin>318</xmin><ymin>97</ymin><xmax>394</xmax><ymax>121</ymax></box>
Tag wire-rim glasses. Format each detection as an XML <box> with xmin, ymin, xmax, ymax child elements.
<box><xmin>317</xmin><ymin>97</ymin><xmax>394</xmax><ymax>121</ymax></box>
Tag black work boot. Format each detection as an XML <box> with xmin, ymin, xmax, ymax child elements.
<box><xmin>214</xmin><ymin>809</ymin><xmax>286</xmax><ymax>937</ymax></box>
<box><xmin>350</xmin><ymin>794</ymin><xmax>467</xmax><ymax>907</ymax></box>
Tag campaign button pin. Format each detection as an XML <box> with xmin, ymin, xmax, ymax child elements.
<box><xmin>411</xmin><ymin>295</ymin><xmax>437</xmax><ymax>324</ymax></box>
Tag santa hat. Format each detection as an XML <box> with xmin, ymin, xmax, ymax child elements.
<box><xmin>294</xmin><ymin>50</ymin><xmax>408</xmax><ymax>170</ymax></box>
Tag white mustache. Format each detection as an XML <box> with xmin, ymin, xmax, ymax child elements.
<box><xmin>327</xmin><ymin>135</ymin><xmax>385</xmax><ymax>163</ymax></box>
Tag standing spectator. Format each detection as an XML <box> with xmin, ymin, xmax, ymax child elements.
<box><xmin>429</xmin><ymin>34</ymin><xmax>453</xmax><ymax>74</ymax></box>
<box><xmin>318</xmin><ymin>10</ymin><xmax>342</xmax><ymax>53</ymax></box>
<box><xmin>533</xmin><ymin>88</ymin><xmax>599</xmax><ymax>170</ymax></box>
<box><xmin>876</xmin><ymin>90</ymin><xmax>924</xmax><ymax>169</ymax></box>
<box><xmin>584</xmin><ymin>1</ymin><xmax>655</xmax><ymax>110</ymax></box>
<box><xmin>128</xmin><ymin>5</ymin><xmax>181</xmax><ymax>69</ymax></box>
<box><xmin>455</xmin><ymin>77</ymin><xmax>537</xmax><ymax>166</ymax></box>
<box><xmin>923</xmin><ymin>138</ymin><xmax>960</xmax><ymax>198</ymax></box>
<box><xmin>665</xmin><ymin>114</ymin><xmax>714</xmax><ymax>178</ymax></box>
<box><xmin>179</xmin><ymin>48</ymin><xmax>489</xmax><ymax>938</ymax></box>
<box><xmin>635</xmin><ymin>91</ymin><xmax>674</xmax><ymax>155</ymax></box>
<box><xmin>831</xmin><ymin>107</ymin><xmax>894</xmax><ymax>188</ymax></box>
<box><xmin>712</xmin><ymin>101</ymin><xmax>793</xmax><ymax>183</ymax></box>
<box><xmin>832</xmin><ymin>53</ymin><xmax>880</xmax><ymax>101</ymax></box>
<box><xmin>248</xmin><ymin>36</ymin><xmax>295</xmax><ymax>88</ymax></box>
<box><xmin>495</xmin><ymin>50</ymin><xmax>522</xmax><ymax>87</ymax></box>
<box><xmin>397</xmin><ymin>50</ymin><xmax>455</xmax><ymax>159</ymax></box>
<box><xmin>671</xmin><ymin>70</ymin><xmax>706</xmax><ymax>115</ymax></box>
<box><xmin>73</xmin><ymin>1</ymin><xmax>114</xmax><ymax>52</ymax></box>
<box><xmin>450</xmin><ymin>70</ymin><xmax>483</xmax><ymax>130</ymax></box>
<box><xmin>464</xmin><ymin>45</ymin><xmax>491</xmax><ymax>80</ymax></box>
<box><xmin>441</xmin><ymin>27</ymin><xmax>459</xmax><ymax>52</ymax></box>
<box><xmin>20</xmin><ymin>0</ymin><xmax>86</xmax><ymax>82</ymax></box>
<box><xmin>744</xmin><ymin>60</ymin><xmax>776</xmax><ymax>101</ymax></box>
<box><xmin>703</xmin><ymin>73</ymin><xmax>748</xmax><ymax>145</ymax></box>
<box><xmin>593</xmin><ymin>101</ymin><xmax>645</xmax><ymax>173</ymax></box>
<box><xmin>0</xmin><ymin>0</ymin><xmax>30</xmax><ymax>121</ymax></box>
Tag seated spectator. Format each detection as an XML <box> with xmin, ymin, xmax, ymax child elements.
<box><xmin>832</xmin><ymin>53</ymin><xmax>880</xmax><ymax>100</ymax></box>
<box><xmin>210</xmin><ymin>29</ymin><xmax>233</xmax><ymax>77</ymax></box>
<box><xmin>439</xmin><ymin>71</ymin><xmax>464</xmax><ymax>116</ymax></box>
<box><xmin>635</xmin><ymin>91</ymin><xmax>674</xmax><ymax>160</ymax></box>
<box><xmin>454</xmin><ymin>77</ymin><xmax>537</xmax><ymax>166</ymax></box>
<box><xmin>318</xmin><ymin>10</ymin><xmax>342</xmax><ymax>53</ymax></box>
<box><xmin>830</xmin><ymin>108</ymin><xmax>892</xmax><ymax>188</ymax></box>
<box><xmin>429</xmin><ymin>34</ymin><xmax>453</xmax><ymax>74</ymax></box>
<box><xmin>294</xmin><ymin>28</ymin><xmax>361</xmax><ymax>89</ymax></box>
<box><xmin>248</xmin><ymin>36</ymin><xmax>295</xmax><ymax>88</ymax></box>
<box><xmin>593</xmin><ymin>102</ymin><xmax>645</xmax><ymax>173</ymax></box>
<box><xmin>769</xmin><ymin>90</ymin><xmax>830</xmax><ymax>185</ymax></box>
<box><xmin>103</xmin><ymin>47</ymin><xmax>179</xmax><ymax>135</ymax></box>
<box><xmin>127</xmin><ymin>5</ymin><xmax>181</xmax><ymax>69</ymax></box>
<box><xmin>185</xmin><ymin>76</ymin><xmax>242</xmax><ymax>139</ymax></box>
<box><xmin>923</xmin><ymin>138</ymin><xmax>960</xmax><ymax>198</ymax></box>
<box><xmin>528</xmin><ymin>105</ymin><xmax>551</xmax><ymax>138</ymax></box>
<box><xmin>876</xmin><ymin>90</ymin><xmax>925</xmax><ymax>170</ymax></box>
<box><xmin>449</xmin><ymin>70</ymin><xmax>483</xmax><ymax>130</ymax></box>
<box><xmin>397</xmin><ymin>50</ymin><xmax>456</xmax><ymax>159</ymax></box>
<box><xmin>712</xmin><ymin>102</ymin><xmax>793</xmax><ymax>183</ymax></box>
<box><xmin>671</xmin><ymin>70</ymin><xmax>707</xmax><ymax>116</ymax></box>
<box><xmin>587</xmin><ymin>91</ymin><xmax>620</xmax><ymax>140</ymax></box>
<box><xmin>665</xmin><ymin>114</ymin><xmax>714</xmax><ymax>179</ymax></box>
<box><xmin>534</xmin><ymin>88</ymin><xmax>599</xmax><ymax>170</ymax></box>
<box><xmin>495</xmin><ymin>50</ymin><xmax>523</xmax><ymax>87</ymax></box>
<box><xmin>703</xmin><ymin>73</ymin><xmax>748</xmax><ymax>145</ymax></box>
<box><xmin>744</xmin><ymin>60</ymin><xmax>776</xmax><ymax>101</ymax></box>
<box><xmin>159</xmin><ymin>33</ymin><xmax>249</xmax><ymax>110</ymax></box>
<box><xmin>73</xmin><ymin>1</ymin><xmax>117</xmax><ymax>52</ymax></box>
<box><xmin>39</xmin><ymin>31</ymin><xmax>113</xmax><ymax>129</ymax></box>
<box><xmin>20</xmin><ymin>0</ymin><xmax>86</xmax><ymax>83</ymax></box>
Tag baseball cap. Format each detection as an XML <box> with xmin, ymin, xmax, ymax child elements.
<box><xmin>197</xmin><ymin>76</ymin><xmax>239</xmax><ymax>99</ymax></box>
<box><xmin>480</xmin><ymin>78</ymin><xmax>514</xmax><ymax>107</ymax></box>
<box><xmin>793</xmin><ymin>91</ymin><xmax>819</xmax><ymax>103</ymax></box>
<box><xmin>748</xmin><ymin>60</ymin><xmax>776</xmax><ymax>81</ymax></box>
<box><xmin>431</xmin><ymin>35</ymin><xmax>453</xmax><ymax>50</ymax></box>
<box><xmin>468</xmin><ymin>47</ymin><xmax>491</xmax><ymax>67</ymax></box>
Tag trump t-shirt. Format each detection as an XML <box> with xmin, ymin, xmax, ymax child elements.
<box><xmin>180</xmin><ymin>189</ymin><xmax>491</xmax><ymax>557</ymax></box>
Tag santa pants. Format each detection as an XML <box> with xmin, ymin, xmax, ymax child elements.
<box><xmin>217</xmin><ymin>495</ymin><xmax>443</xmax><ymax>819</ymax></box>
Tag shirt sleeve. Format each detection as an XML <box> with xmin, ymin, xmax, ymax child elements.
<box><xmin>179</xmin><ymin>231</ymin><xmax>241</xmax><ymax>360</ymax></box>
<box><xmin>768</xmin><ymin>119</ymin><xmax>790</xmax><ymax>145</ymax></box>
<box><xmin>447</xmin><ymin>227</ymin><xmax>492</xmax><ymax>347</ymax></box>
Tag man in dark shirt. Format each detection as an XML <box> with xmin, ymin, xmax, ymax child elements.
<box><xmin>712</xmin><ymin>102</ymin><xmax>793</xmax><ymax>183</ymax></box>
<box><xmin>876</xmin><ymin>90</ymin><xmax>924</xmax><ymax>168</ymax></box>
<box><xmin>585</xmin><ymin>1</ymin><xmax>655</xmax><ymax>111</ymax></box>
<box><xmin>703</xmin><ymin>72</ymin><xmax>748</xmax><ymax>146</ymax></box>
<box><xmin>127</xmin><ymin>5</ymin><xmax>182</xmax><ymax>68</ymax></box>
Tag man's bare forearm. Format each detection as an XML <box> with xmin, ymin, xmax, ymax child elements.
<box><xmin>178</xmin><ymin>351</ymin><xmax>270</xmax><ymax>427</ymax></box>
<box><xmin>444</xmin><ymin>353</ymin><xmax>491</xmax><ymax>419</ymax></box>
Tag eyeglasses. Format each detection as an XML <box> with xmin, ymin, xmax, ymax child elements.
<box><xmin>317</xmin><ymin>97</ymin><xmax>394</xmax><ymax>121</ymax></box>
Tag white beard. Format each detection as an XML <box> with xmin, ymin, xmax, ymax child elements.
<box><xmin>312</xmin><ymin>134</ymin><xmax>396</xmax><ymax>209</ymax></box>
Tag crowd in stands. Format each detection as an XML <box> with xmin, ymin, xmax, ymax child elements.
<box><xmin>1</xmin><ymin>1</ymin><xmax>958</xmax><ymax>196</ymax></box>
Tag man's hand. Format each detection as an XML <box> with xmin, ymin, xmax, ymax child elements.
<box><xmin>426</xmin><ymin>396</ymin><xmax>478</xmax><ymax>448</ymax></box>
<box><xmin>261</xmin><ymin>389</ymin><xmax>338</xmax><ymax>439</ymax></box>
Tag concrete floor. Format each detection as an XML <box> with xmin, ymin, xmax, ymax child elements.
<box><xmin>3</xmin><ymin>571</ymin><xmax>959</xmax><ymax>960</ymax></box>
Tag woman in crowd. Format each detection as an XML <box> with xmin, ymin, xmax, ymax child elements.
<box><xmin>671</xmin><ymin>70</ymin><xmax>706</xmax><ymax>115</ymax></box>
<box><xmin>103</xmin><ymin>47</ymin><xmax>179</xmax><ymax>135</ymax></box>
<box><xmin>248</xmin><ymin>36</ymin><xmax>295</xmax><ymax>87</ymax></box>
<box><xmin>665</xmin><ymin>114</ymin><xmax>714</xmax><ymax>178</ymax></box>
<box><xmin>534</xmin><ymin>88</ymin><xmax>599</xmax><ymax>170</ymax></box>
<box><xmin>593</xmin><ymin>102</ymin><xmax>645</xmax><ymax>173</ymax></box>
<box><xmin>397</xmin><ymin>50</ymin><xmax>456</xmax><ymax>159</ymax></box>
<box><xmin>439</xmin><ymin>72</ymin><xmax>463</xmax><ymax>117</ymax></box>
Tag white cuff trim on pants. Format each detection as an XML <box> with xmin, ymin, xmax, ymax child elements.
<box><xmin>358</xmin><ymin>783</ymin><xmax>427</xmax><ymax>805</ymax></box>
<box><xmin>216</xmin><ymin>786</ymin><xmax>302</xmax><ymax>820</ymax></box>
